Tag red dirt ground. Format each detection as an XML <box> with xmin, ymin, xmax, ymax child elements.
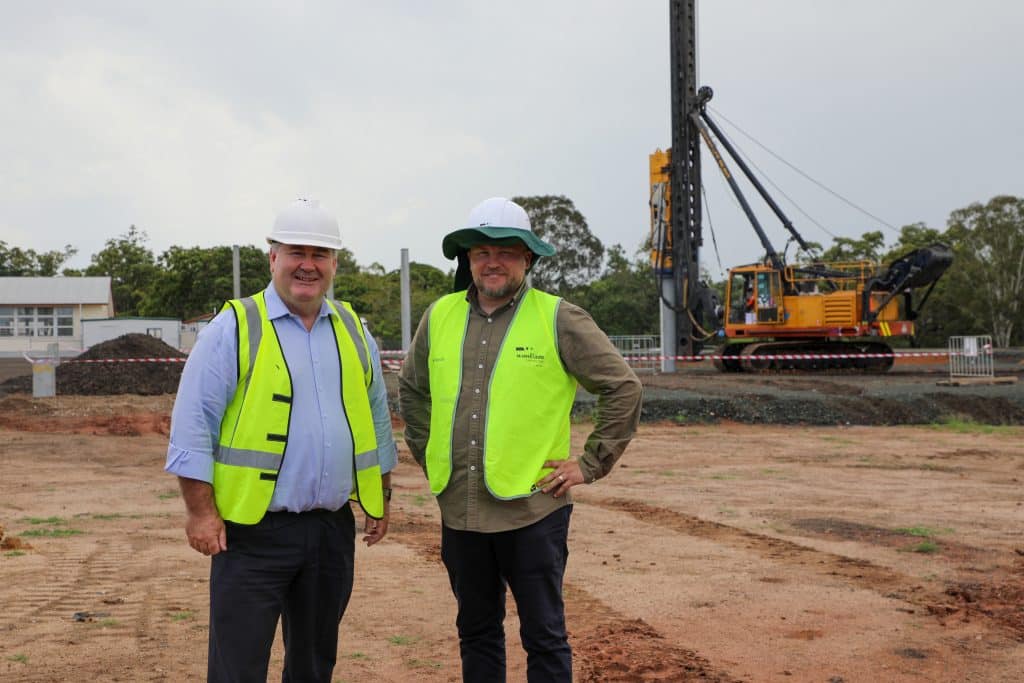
<box><xmin>2</xmin><ymin>390</ymin><xmax>1023</xmax><ymax>681</ymax></box>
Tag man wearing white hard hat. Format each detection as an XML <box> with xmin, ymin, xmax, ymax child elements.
<box><xmin>166</xmin><ymin>198</ymin><xmax>397</xmax><ymax>682</ymax></box>
<box><xmin>399</xmin><ymin>197</ymin><xmax>642</xmax><ymax>681</ymax></box>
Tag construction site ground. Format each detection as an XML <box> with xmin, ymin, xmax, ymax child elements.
<box><xmin>1</xmin><ymin>351</ymin><xmax>1023</xmax><ymax>682</ymax></box>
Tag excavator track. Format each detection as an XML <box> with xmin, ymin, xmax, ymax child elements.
<box><xmin>716</xmin><ymin>341</ymin><xmax>895</xmax><ymax>373</ymax></box>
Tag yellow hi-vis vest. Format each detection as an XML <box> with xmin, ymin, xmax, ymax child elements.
<box><xmin>212</xmin><ymin>291</ymin><xmax>384</xmax><ymax>524</ymax></box>
<box><xmin>425</xmin><ymin>289</ymin><xmax>578</xmax><ymax>499</ymax></box>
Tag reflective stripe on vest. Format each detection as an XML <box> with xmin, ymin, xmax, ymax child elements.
<box><xmin>425</xmin><ymin>289</ymin><xmax>578</xmax><ymax>499</ymax></box>
<box><xmin>212</xmin><ymin>291</ymin><xmax>384</xmax><ymax>523</ymax></box>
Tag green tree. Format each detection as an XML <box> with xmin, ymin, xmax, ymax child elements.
<box><xmin>336</xmin><ymin>262</ymin><xmax>451</xmax><ymax>350</ymax></box>
<box><xmin>511</xmin><ymin>195</ymin><xmax>604</xmax><ymax>296</ymax></box>
<box><xmin>141</xmin><ymin>245</ymin><xmax>269</xmax><ymax>319</ymax></box>
<box><xmin>944</xmin><ymin>196</ymin><xmax>1024</xmax><ymax>347</ymax></box>
<box><xmin>574</xmin><ymin>245</ymin><xmax>659</xmax><ymax>336</ymax></box>
<box><xmin>85</xmin><ymin>226</ymin><xmax>159</xmax><ymax>316</ymax></box>
<box><xmin>0</xmin><ymin>241</ymin><xmax>77</xmax><ymax>276</ymax></box>
<box><xmin>819</xmin><ymin>230</ymin><xmax>886</xmax><ymax>263</ymax></box>
<box><xmin>878</xmin><ymin>223</ymin><xmax>961</xmax><ymax>346</ymax></box>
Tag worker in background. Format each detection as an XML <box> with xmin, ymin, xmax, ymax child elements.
<box><xmin>398</xmin><ymin>197</ymin><xmax>643</xmax><ymax>682</ymax></box>
<box><xmin>165</xmin><ymin>198</ymin><xmax>397</xmax><ymax>683</ymax></box>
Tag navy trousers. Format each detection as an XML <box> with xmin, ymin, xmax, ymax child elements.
<box><xmin>207</xmin><ymin>505</ymin><xmax>355</xmax><ymax>683</ymax></box>
<box><xmin>441</xmin><ymin>506</ymin><xmax>573</xmax><ymax>682</ymax></box>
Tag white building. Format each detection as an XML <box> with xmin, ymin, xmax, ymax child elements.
<box><xmin>0</xmin><ymin>276</ymin><xmax>115</xmax><ymax>356</ymax></box>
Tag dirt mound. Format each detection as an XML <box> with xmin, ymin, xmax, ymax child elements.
<box><xmin>0</xmin><ymin>333</ymin><xmax>186</xmax><ymax>396</ymax></box>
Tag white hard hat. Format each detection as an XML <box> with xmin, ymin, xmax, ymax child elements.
<box><xmin>441</xmin><ymin>197</ymin><xmax>555</xmax><ymax>260</ymax></box>
<box><xmin>467</xmin><ymin>197</ymin><xmax>532</xmax><ymax>232</ymax></box>
<box><xmin>266</xmin><ymin>198</ymin><xmax>343</xmax><ymax>250</ymax></box>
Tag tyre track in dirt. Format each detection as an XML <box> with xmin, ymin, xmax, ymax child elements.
<box><xmin>0</xmin><ymin>519</ymin><xmax>195</xmax><ymax>683</ymax></box>
<box><xmin>387</xmin><ymin>510</ymin><xmax>744</xmax><ymax>682</ymax></box>
<box><xmin>588</xmin><ymin>498</ymin><xmax>1024</xmax><ymax>642</ymax></box>
<box><xmin>1</xmin><ymin>534</ymin><xmax>141</xmax><ymax>665</ymax></box>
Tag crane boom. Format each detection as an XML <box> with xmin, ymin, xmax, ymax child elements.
<box><xmin>652</xmin><ymin>0</ymin><xmax>952</xmax><ymax>372</ymax></box>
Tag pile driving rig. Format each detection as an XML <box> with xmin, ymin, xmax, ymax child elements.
<box><xmin>650</xmin><ymin>0</ymin><xmax>952</xmax><ymax>372</ymax></box>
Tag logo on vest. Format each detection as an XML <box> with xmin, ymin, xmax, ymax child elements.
<box><xmin>514</xmin><ymin>345</ymin><xmax>546</xmax><ymax>366</ymax></box>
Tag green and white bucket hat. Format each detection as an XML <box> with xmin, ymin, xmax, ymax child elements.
<box><xmin>442</xmin><ymin>197</ymin><xmax>556</xmax><ymax>291</ymax></box>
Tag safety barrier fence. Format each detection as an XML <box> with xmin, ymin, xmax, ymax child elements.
<box><xmin>24</xmin><ymin>350</ymin><xmax>956</xmax><ymax>367</ymax></box>
<box><xmin>947</xmin><ymin>335</ymin><xmax>994</xmax><ymax>379</ymax></box>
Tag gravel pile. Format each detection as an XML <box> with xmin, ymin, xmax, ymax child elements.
<box><xmin>629</xmin><ymin>393</ymin><xmax>1024</xmax><ymax>426</ymax></box>
<box><xmin>0</xmin><ymin>334</ymin><xmax>187</xmax><ymax>396</ymax></box>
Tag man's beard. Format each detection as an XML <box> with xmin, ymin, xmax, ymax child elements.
<box><xmin>476</xmin><ymin>274</ymin><xmax>523</xmax><ymax>300</ymax></box>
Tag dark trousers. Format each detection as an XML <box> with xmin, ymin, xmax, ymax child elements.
<box><xmin>207</xmin><ymin>505</ymin><xmax>355</xmax><ymax>683</ymax></box>
<box><xmin>441</xmin><ymin>506</ymin><xmax>573</xmax><ymax>683</ymax></box>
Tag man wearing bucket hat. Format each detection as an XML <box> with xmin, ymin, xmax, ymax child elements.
<box><xmin>165</xmin><ymin>198</ymin><xmax>398</xmax><ymax>682</ymax></box>
<box><xmin>399</xmin><ymin>197</ymin><xmax>642</xmax><ymax>681</ymax></box>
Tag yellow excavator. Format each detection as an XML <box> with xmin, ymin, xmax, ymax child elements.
<box><xmin>650</xmin><ymin>0</ymin><xmax>952</xmax><ymax>372</ymax></box>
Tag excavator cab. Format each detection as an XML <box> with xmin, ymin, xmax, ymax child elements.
<box><xmin>726</xmin><ymin>267</ymin><xmax>784</xmax><ymax>328</ymax></box>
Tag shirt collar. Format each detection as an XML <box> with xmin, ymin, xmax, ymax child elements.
<box><xmin>263</xmin><ymin>283</ymin><xmax>334</xmax><ymax>322</ymax></box>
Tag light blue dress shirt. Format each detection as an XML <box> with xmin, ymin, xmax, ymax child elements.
<box><xmin>165</xmin><ymin>284</ymin><xmax>397</xmax><ymax>513</ymax></box>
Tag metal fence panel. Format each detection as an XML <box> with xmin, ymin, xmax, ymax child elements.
<box><xmin>948</xmin><ymin>335</ymin><xmax>994</xmax><ymax>379</ymax></box>
<box><xmin>609</xmin><ymin>335</ymin><xmax>660</xmax><ymax>373</ymax></box>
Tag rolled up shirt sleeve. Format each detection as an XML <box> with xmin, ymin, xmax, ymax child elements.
<box><xmin>556</xmin><ymin>301</ymin><xmax>643</xmax><ymax>483</ymax></box>
<box><xmin>165</xmin><ymin>311</ymin><xmax>239</xmax><ymax>483</ymax></box>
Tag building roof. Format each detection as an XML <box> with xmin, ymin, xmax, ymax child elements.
<box><xmin>0</xmin><ymin>276</ymin><xmax>114</xmax><ymax>306</ymax></box>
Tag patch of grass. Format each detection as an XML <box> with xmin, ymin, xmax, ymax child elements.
<box><xmin>388</xmin><ymin>635</ymin><xmax>417</xmax><ymax>646</ymax></box>
<box><xmin>926</xmin><ymin>418</ymin><xmax>1016</xmax><ymax>435</ymax></box>
<box><xmin>656</xmin><ymin>469</ymin><xmax>678</xmax><ymax>477</ymax></box>
<box><xmin>4</xmin><ymin>550</ymin><xmax>27</xmax><ymax>558</ymax></box>
<box><xmin>157</xmin><ymin>490</ymin><xmax>179</xmax><ymax>500</ymax></box>
<box><xmin>759</xmin><ymin>468</ymin><xmax>788</xmax><ymax>478</ymax></box>
<box><xmin>411</xmin><ymin>494</ymin><xmax>428</xmax><ymax>507</ymax></box>
<box><xmin>894</xmin><ymin>526</ymin><xmax>953</xmax><ymax>538</ymax></box>
<box><xmin>22</xmin><ymin>516</ymin><xmax>66</xmax><ymax>525</ymax></box>
<box><xmin>170</xmin><ymin>610</ymin><xmax>195</xmax><ymax>622</ymax></box>
<box><xmin>406</xmin><ymin>658</ymin><xmax>442</xmax><ymax>669</ymax></box>
<box><xmin>347</xmin><ymin>652</ymin><xmax>369</xmax><ymax>660</ymax></box>
<box><xmin>671</xmin><ymin>413</ymin><xmax>714</xmax><ymax>425</ymax></box>
<box><xmin>8</xmin><ymin>653</ymin><xmax>28</xmax><ymax>664</ymax></box>
<box><xmin>90</xmin><ymin>513</ymin><xmax>128</xmax><ymax>521</ymax></box>
<box><xmin>908</xmin><ymin>540</ymin><xmax>939</xmax><ymax>554</ymax></box>
<box><xmin>708</xmin><ymin>472</ymin><xmax>739</xmax><ymax>480</ymax></box>
<box><xmin>21</xmin><ymin>528</ymin><xmax>84</xmax><ymax>538</ymax></box>
<box><xmin>97</xmin><ymin>618</ymin><xmax>120</xmax><ymax>627</ymax></box>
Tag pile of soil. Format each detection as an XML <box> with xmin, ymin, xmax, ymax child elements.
<box><xmin>0</xmin><ymin>334</ymin><xmax>186</xmax><ymax>396</ymax></box>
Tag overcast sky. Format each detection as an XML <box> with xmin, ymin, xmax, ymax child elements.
<box><xmin>2</xmin><ymin>1</ymin><xmax>1021</xmax><ymax>278</ymax></box>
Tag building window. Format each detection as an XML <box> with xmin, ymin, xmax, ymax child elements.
<box><xmin>1</xmin><ymin>305</ymin><xmax>76</xmax><ymax>337</ymax></box>
<box><xmin>0</xmin><ymin>306</ymin><xmax>12</xmax><ymax>337</ymax></box>
<box><xmin>57</xmin><ymin>307</ymin><xmax>73</xmax><ymax>337</ymax></box>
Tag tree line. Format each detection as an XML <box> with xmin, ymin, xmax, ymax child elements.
<box><xmin>2</xmin><ymin>194</ymin><xmax>1021</xmax><ymax>349</ymax></box>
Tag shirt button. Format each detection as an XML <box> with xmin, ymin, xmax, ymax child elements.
<box><xmin>487</xmin><ymin>318</ymin><xmax>493</xmax><ymax>323</ymax></box>
<box><xmin>471</xmin><ymin>414</ymin><xmax>478</xmax><ymax>420</ymax></box>
<box><xmin>474</xmin><ymin>388</ymin><xmax>480</xmax><ymax>394</ymax></box>
<box><xmin>478</xmin><ymin>363</ymin><xmax>484</xmax><ymax>369</ymax></box>
<box><xmin>481</xmin><ymin>340</ymin><xmax>487</xmax><ymax>345</ymax></box>
<box><xmin>470</xmin><ymin>440</ymin><xmax>477</xmax><ymax>446</ymax></box>
<box><xmin>470</xmin><ymin>465</ymin><xmax>477</xmax><ymax>471</ymax></box>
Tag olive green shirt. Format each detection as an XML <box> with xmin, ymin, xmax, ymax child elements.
<box><xmin>398</xmin><ymin>282</ymin><xmax>643</xmax><ymax>532</ymax></box>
